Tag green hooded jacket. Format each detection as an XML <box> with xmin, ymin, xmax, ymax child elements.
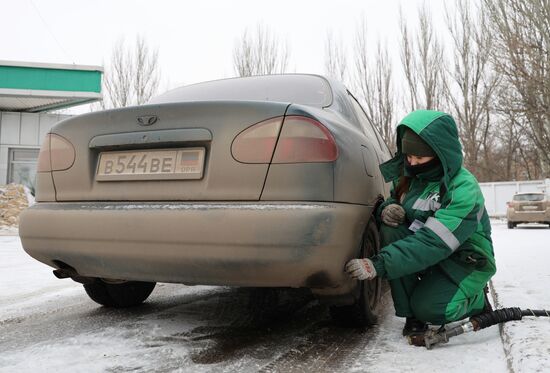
<box><xmin>371</xmin><ymin>110</ymin><xmax>496</xmax><ymax>297</ymax></box>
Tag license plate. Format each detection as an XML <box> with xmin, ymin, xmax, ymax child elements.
<box><xmin>96</xmin><ymin>148</ymin><xmax>205</xmax><ymax>181</ymax></box>
<box><xmin>522</xmin><ymin>206</ymin><xmax>539</xmax><ymax>211</ymax></box>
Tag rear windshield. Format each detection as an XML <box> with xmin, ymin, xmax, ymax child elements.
<box><xmin>149</xmin><ymin>75</ymin><xmax>333</xmax><ymax>107</ymax></box>
<box><xmin>513</xmin><ymin>194</ymin><xmax>545</xmax><ymax>201</ymax></box>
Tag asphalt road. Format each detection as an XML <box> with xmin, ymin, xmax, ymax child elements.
<box><xmin>0</xmin><ymin>282</ymin><xmax>390</xmax><ymax>373</ymax></box>
<box><xmin>2</xmin><ymin>230</ymin><xmax>516</xmax><ymax>372</ymax></box>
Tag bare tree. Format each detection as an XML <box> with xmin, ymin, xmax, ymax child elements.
<box><xmin>134</xmin><ymin>36</ymin><xmax>160</xmax><ymax>105</ymax></box>
<box><xmin>399</xmin><ymin>11</ymin><xmax>419</xmax><ymax>112</ymax></box>
<box><xmin>483</xmin><ymin>0</ymin><xmax>550</xmax><ymax>176</ymax></box>
<box><xmin>399</xmin><ymin>4</ymin><xmax>447</xmax><ymax>111</ymax></box>
<box><xmin>324</xmin><ymin>31</ymin><xmax>348</xmax><ymax>83</ymax></box>
<box><xmin>102</xmin><ymin>39</ymin><xmax>133</xmax><ymax>108</ymax></box>
<box><xmin>417</xmin><ymin>5</ymin><xmax>447</xmax><ymax>110</ymax></box>
<box><xmin>353</xmin><ymin>17</ymin><xmax>396</xmax><ymax>150</ymax></box>
<box><xmin>444</xmin><ymin>1</ymin><xmax>500</xmax><ymax>177</ymax></box>
<box><xmin>493</xmin><ymin>84</ymin><xmax>545</xmax><ymax>180</ymax></box>
<box><xmin>100</xmin><ymin>36</ymin><xmax>160</xmax><ymax>109</ymax></box>
<box><xmin>233</xmin><ymin>24</ymin><xmax>290</xmax><ymax>77</ymax></box>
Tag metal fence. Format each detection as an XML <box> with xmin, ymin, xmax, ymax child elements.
<box><xmin>479</xmin><ymin>178</ymin><xmax>550</xmax><ymax>217</ymax></box>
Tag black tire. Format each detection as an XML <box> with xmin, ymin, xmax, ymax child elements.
<box><xmin>507</xmin><ymin>221</ymin><xmax>515</xmax><ymax>229</ymax></box>
<box><xmin>330</xmin><ymin>218</ymin><xmax>381</xmax><ymax>327</ymax></box>
<box><xmin>83</xmin><ymin>279</ymin><xmax>156</xmax><ymax>308</ymax></box>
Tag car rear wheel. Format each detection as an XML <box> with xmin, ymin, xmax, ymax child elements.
<box><xmin>507</xmin><ymin>221</ymin><xmax>515</xmax><ymax>229</ymax></box>
<box><xmin>83</xmin><ymin>279</ymin><xmax>156</xmax><ymax>308</ymax></box>
<box><xmin>330</xmin><ymin>218</ymin><xmax>381</xmax><ymax>327</ymax></box>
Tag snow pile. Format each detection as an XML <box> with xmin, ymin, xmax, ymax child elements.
<box><xmin>23</xmin><ymin>186</ymin><xmax>35</xmax><ymax>206</ymax></box>
<box><xmin>0</xmin><ymin>184</ymin><xmax>30</xmax><ymax>232</ymax></box>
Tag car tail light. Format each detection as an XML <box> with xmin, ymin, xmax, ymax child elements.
<box><xmin>231</xmin><ymin>117</ymin><xmax>284</xmax><ymax>163</ymax></box>
<box><xmin>36</xmin><ymin>134</ymin><xmax>76</xmax><ymax>172</ymax></box>
<box><xmin>37</xmin><ymin>135</ymin><xmax>52</xmax><ymax>172</ymax></box>
<box><xmin>506</xmin><ymin>202</ymin><xmax>512</xmax><ymax>208</ymax></box>
<box><xmin>272</xmin><ymin>116</ymin><xmax>338</xmax><ymax>163</ymax></box>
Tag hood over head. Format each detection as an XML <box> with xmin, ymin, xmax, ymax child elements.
<box><xmin>401</xmin><ymin>127</ymin><xmax>436</xmax><ymax>157</ymax></box>
<box><xmin>380</xmin><ymin>110</ymin><xmax>463</xmax><ymax>188</ymax></box>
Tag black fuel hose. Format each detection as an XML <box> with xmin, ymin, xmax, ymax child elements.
<box><xmin>470</xmin><ymin>308</ymin><xmax>550</xmax><ymax>330</ymax></box>
<box><xmin>413</xmin><ymin>308</ymin><xmax>550</xmax><ymax>349</ymax></box>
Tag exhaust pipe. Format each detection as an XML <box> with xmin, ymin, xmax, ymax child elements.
<box><xmin>52</xmin><ymin>261</ymin><xmax>95</xmax><ymax>284</ymax></box>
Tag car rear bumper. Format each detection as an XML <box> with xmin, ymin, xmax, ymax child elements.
<box><xmin>19</xmin><ymin>202</ymin><xmax>373</xmax><ymax>299</ymax></box>
<box><xmin>506</xmin><ymin>208</ymin><xmax>550</xmax><ymax>223</ymax></box>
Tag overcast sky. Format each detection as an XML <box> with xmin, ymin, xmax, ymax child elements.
<box><xmin>1</xmin><ymin>0</ymin><xmax>449</xmax><ymax>111</ymax></box>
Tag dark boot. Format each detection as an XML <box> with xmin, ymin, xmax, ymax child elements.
<box><xmin>402</xmin><ymin>317</ymin><xmax>428</xmax><ymax>336</ymax></box>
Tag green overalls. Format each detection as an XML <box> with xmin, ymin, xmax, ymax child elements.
<box><xmin>371</xmin><ymin>110</ymin><xmax>496</xmax><ymax>325</ymax></box>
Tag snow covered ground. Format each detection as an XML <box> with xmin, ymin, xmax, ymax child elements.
<box><xmin>489</xmin><ymin>220</ymin><xmax>550</xmax><ymax>373</ymax></box>
<box><xmin>0</xmin><ymin>220</ymin><xmax>548</xmax><ymax>372</ymax></box>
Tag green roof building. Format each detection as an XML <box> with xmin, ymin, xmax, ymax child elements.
<box><xmin>0</xmin><ymin>60</ymin><xmax>103</xmax><ymax>188</ymax></box>
<box><xmin>0</xmin><ymin>60</ymin><xmax>102</xmax><ymax>112</ymax></box>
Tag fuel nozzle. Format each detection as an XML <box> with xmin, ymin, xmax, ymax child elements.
<box><xmin>408</xmin><ymin>308</ymin><xmax>549</xmax><ymax>349</ymax></box>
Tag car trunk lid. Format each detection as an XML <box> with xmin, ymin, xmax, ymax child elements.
<box><xmin>50</xmin><ymin>101</ymin><xmax>289</xmax><ymax>201</ymax></box>
<box><xmin>516</xmin><ymin>201</ymin><xmax>545</xmax><ymax>212</ymax></box>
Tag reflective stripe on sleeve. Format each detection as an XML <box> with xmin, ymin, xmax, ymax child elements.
<box><xmin>412</xmin><ymin>198</ymin><xmax>441</xmax><ymax>212</ymax></box>
<box><xmin>477</xmin><ymin>207</ymin><xmax>485</xmax><ymax>222</ymax></box>
<box><xmin>424</xmin><ymin>217</ymin><xmax>460</xmax><ymax>251</ymax></box>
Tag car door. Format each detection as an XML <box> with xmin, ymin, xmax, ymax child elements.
<box><xmin>347</xmin><ymin>93</ymin><xmax>391</xmax><ymax>195</ymax></box>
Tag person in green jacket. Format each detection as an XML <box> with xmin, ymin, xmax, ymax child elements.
<box><xmin>346</xmin><ymin>110</ymin><xmax>496</xmax><ymax>337</ymax></box>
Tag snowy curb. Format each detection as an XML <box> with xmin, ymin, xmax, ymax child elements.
<box><xmin>488</xmin><ymin>280</ymin><xmax>515</xmax><ymax>373</ymax></box>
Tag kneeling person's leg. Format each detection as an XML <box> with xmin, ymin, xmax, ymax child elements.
<box><xmin>380</xmin><ymin>223</ymin><xmax>419</xmax><ymax>318</ymax></box>
<box><xmin>410</xmin><ymin>267</ymin><xmax>485</xmax><ymax>325</ymax></box>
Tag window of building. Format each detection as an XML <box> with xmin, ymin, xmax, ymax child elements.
<box><xmin>8</xmin><ymin>148</ymin><xmax>39</xmax><ymax>191</ymax></box>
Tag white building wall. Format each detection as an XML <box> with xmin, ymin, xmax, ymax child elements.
<box><xmin>20</xmin><ymin>113</ymin><xmax>40</xmax><ymax>145</ymax></box>
<box><xmin>479</xmin><ymin>179</ymin><xmax>550</xmax><ymax>217</ymax></box>
<box><xmin>0</xmin><ymin>111</ymin><xmax>71</xmax><ymax>184</ymax></box>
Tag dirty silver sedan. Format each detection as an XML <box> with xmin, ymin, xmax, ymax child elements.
<box><xmin>19</xmin><ymin>74</ymin><xmax>391</xmax><ymax>326</ymax></box>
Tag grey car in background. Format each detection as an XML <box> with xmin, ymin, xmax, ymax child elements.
<box><xmin>19</xmin><ymin>74</ymin><xmax>391</xmax><ymax>326</ymax></box>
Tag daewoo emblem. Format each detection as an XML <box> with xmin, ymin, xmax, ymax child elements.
<box><xmin>137</xmin><ymin>115</ymin><xmax>158</xmax><ymax>126</ymax></box>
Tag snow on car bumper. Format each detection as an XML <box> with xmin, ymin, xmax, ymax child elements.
<box><xmin>19</xmin><ymin>202</ymin><xmax>373</xmax><ymax>297</ymax></box>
